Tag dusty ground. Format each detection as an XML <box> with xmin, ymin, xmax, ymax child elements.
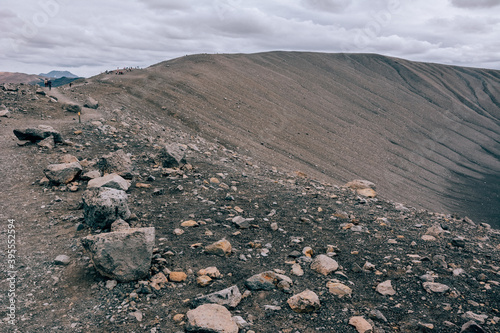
<box><xmin>0</xmin><ymin>58</ymin><xmax>499</xmax><ymax>333</ymax></box>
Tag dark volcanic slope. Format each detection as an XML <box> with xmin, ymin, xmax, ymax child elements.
<box><xmin>81</xmin><ymin>52</ymin><xmax>500</xmax><ymax>226</ymax></box>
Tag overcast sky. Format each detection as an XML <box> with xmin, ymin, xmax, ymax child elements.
<box><xmin>1</xmin><ymin>0</ymin><xmax>500</xmax><ymax>77</ymax></box>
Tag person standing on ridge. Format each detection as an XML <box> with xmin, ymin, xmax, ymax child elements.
<box><xmin>48</xmin><ymin>80</ymin><xmax>52</xmax><ymax>90</ymax></box>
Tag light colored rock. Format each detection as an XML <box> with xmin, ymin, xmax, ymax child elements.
<box><xmin>181</xmin><ymin>220</ymin><xmax>199</xmax><ymax>227</ymax></box>
<box><xmin>421</xmin><ymin>235</ymin><xmax>437</xmax><ymax>241</ymax></box>
<box><xmin>82</xmin><ymin>187</ymin><xmax>130</xmax><ymax>229</ymax></box>
<box><xmin>129</xmin><ymin>310</ymin><xmax>143</xmax><ymax>322</ymax></box>
<box><xmin>97</xmin><ymin>150</ymin><xmax>134</xmax><ymax>179</ymax></box>
<box><xmin>197</xmin><ymin>275</ymin><xmax>213</xmax><ymax>287</ymax></box>
<box><xmin>160</xmin><ymin>143</ymin><xmax>186</xmax><ymax>168</ymax></box>
<box><xmin>357</xmin><ymin>188</ymin><xmax>377</xmax><ymax>197</ymax></box>
<box><xmin>106</xmin><ymin>279</ymin><xmax>118</xmax><ymax>290</ymax></box>
<box><xmin>311</xmin><ymin>254</ymin><xmax>339</xmax><ymax>275</ymax></box>
<box><xmin>87</xmin><ymin>173</ymin><xmax>130</xmax><ymax>191</ymax></box>
<box><xmin>287</xmin><ymin>290</ymin><xmax>321</xmax><ymax>313</ymax></box>
<box><xmin>291</xmin><ymin>263</ymin><xmax>304</xmax><ymax>276</ymax></box>
<box><xmin>169</xmin><ymin>271</ymin><xmax>187</xmax><ymax>282</ymax></box>
<box><xmin>59</xmin><ymin>154</ymin><xmax>79</xmax><ymax>164</ymax></box>
<box><xmin>426</xmin><ymin>223</ymin><xmax>444</xmax><ymax>238</ymax></box>
<box><xmin>173</xmin><ymin>228</ymin><xmax>185</xmax><ymax>235</ymax></box>
<box><xmin>54</xmin><ymin>255</ymin><xmax>71</xmax><ymax>265</ymax></box>
<box><xmin>186</xmin><ymin>304</ymin><xmax>238</xmax><ymax>333</ymax></box>
<box><xmin>349</xmin><ymin>316</ymin><xmax>373</xmax><ymax>333</ymax></box>
<box><xmin>81</xmin><ymin>227</ymin><xmax>155</xmax><ymax>282</ymax></box>
<box><xmin>84</xmin><ymin>96</ymin><xmax>99</xmax><ymax>109</ymax></box>
<box><xmin>44</xmin><ymin>161</ymin><xmax>82</xmax><ymax>184</ymax></box>
<box><xmin>37</xmin><ymin>136</ymin><xmax>55</xmax><ymax>149</ymax></box>
<box><xmin>376</xmin><ymin>280</ymin><xmax>396</xmax><ymax>296</ymax></box>
<box><xmin>198</xmin><ymin>267</ymin><xmax>222</xmax><ymax>279</ymax></box>
<box><xmin>192</xmin><ymin>285</ymin><xmax>242</xmax><ymax>308</ymax></box>
<box><xmin>110</xmin><ymin>219</ymin><xmax>130</xmax><ymax>232</ymax></box>
<box><xmin>81</xmin><ymin>170</ymin><xmax>101</xmax><ymax>181</ymax></box>
<box><xmin>345</xmin><ymin>179</ymin><xmax>376</xmax><ymax>190</ymax></box>
<box><xmin>0</xmin><ymin>109</ymin><xmax>10</xmax><ymax>117</ymax></box>
<box><xmin>462</xmin><ymin>311</ymin><xmax>488</xmax><ymax>324</ymax></box>
<box><xmin>423</xmin><ymin>282</ymin><xmax>450</xmax><ymax>293</ymax></box>
<box><xmin>245</xmin><ymin>271</ymin><xmax>293</xmax><ymax>291</ymax></box>
<box><xmin>327</xmin><ymin>281</ymin><xmax>352</xmax><ymax>298</ymax></box>
<box><xmin>205</xmin><ymin>239</ymin><xmax>232</xmax><ymax>257</ymax></box>
<box><xmin>150</xmin><ymin>272</ymin><xmax>168</xmax><ymax>290</ymax></box>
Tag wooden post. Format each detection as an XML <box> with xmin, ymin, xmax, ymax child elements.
<box><xmin>78</xmin><ymin>111</ymin><xmax>81</xmax><ymax>123</ymax></box>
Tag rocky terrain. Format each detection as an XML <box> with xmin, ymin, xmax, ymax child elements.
<box><xmin>0</xmin><ymin>53</ymin><xmax>499</xmax><ymax>333</ymax></box>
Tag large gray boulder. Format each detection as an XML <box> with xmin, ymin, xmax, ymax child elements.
<box><xmin>81</xmin><ymin>227</ymin><xmax>155</xmax><ymax>282</ymax></box>
<box><xmin>82</xmin><ymin>187</ymin><xmax>130</xmax><ymax>229</ymax></box>
<box><xmin>13</xmin><ymin>125</ymin><xmax>64</xmax><ymax>143</ymax></box>
<box><xmin>87</xmin><ymin>173</ymin><xmax>130</xmax><ymax>191</ymax></box>
<box><xmin>44</xmin><ymin>161</ymin><xmax>82</xmax><ymax>184</ymax></box>
<box><xmin>186</xmin><ymin>304</ymin><xmax>238</xmax><ymax>333</ymax></box>
<box><xmin>84</xmin><ymin>97</ymin><xmax>99</xmax><ymax>109</ymax></box>
<box><xmin>159</xmin><ymin>143</ymin><xmax>186</xmax><ymax>168</ymax></box>
<box><xmin>97</xmin><ymin>150</ymin><xmax>134</xmax><ymax>179</ymax></box>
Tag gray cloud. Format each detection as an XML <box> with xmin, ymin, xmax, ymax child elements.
<box><xmin>451</xmin><ymin>0</ymin><xmax>500</xmax><ymax>8</ymax></box>
<box><xmin>0</xmin><ymin>0</ymin><xmax>499</xmax><ymax>77</ymax></box>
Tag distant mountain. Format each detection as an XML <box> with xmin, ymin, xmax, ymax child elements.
<box><xmin>36</xmin><ymin>76</ymin><xmax>82</xmax><ymax>88</ymax></box>
<box><xmin>39</xmin><ymin>70</ymin><xmax>79</xmax><ymax>79</ymax></box>
<box><xmin>0</xmin><ymin>72</ymin><xmax>42</xmax><ymax>84</ymax></box>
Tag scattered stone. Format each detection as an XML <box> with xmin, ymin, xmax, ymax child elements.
<box><xmin>159</xmin><ymin>143</ymin><xmax>186</xmax><ymax>168</ymax></box>
<box><xmin>62</xmin><ymin>102</ymin><xmax>81</xmax><ymax>113</ymax></box>
<box><xmin>44</xmin><ymin>161</ymin><xmax>82</xmax><ymax>184</ymax></box>
<box><xmin>345</xmin><ymin>179</ymin><xmax>376</xmax><ymax>190</ymax></box>
<box><xmin>54</xmin><ymin>255</ymin><xmax>71</xmax><ymax>265</ymax></box>
<box><xmin>287</xmin><ymin>290</ymin><xmax>321</xmax><ymax>313</ymax></box>
<box><xmin>291</xmin><ymin>263</ymin><xmax>304</xmax><ymax>276</ymax></box>
<box><xmin>349</xmin><ymin>316</ymin><xmax>373</xmax><ymax>333</ymax></box>
<box><xmin>421</xmin><ymin>235</ymin><xmax>437</xmax><ymax>241</ymax></box>
<box><xmin>369</xmin><ymin>309</ymin><xmax>388</xmax><ymax>323</ymax></box>
<box><xmin>205</xmin><ymin>239</ymin><xmax>232</xmax><ymax>257</ymax></box>
<box><xmin>82</xmin><ymin>187</ymin><xmax>131</xmax><ymax>229</ymax></box>
<box><xmin>97</xmin><ymin>150</ymin><xmax>134</xmax><ymax>179</ymax></box>
<box><xmin>231</xmin><ymin>216</ymin><xmax>251</xmax><ymax>229</ymax></box>
<box><xmin>150</xmin><ymin>272</ymin><xmax>168</xmax><ymax>290</ymax></box>
<box><xmin>81</xmin><ymin>227</ymin><xmax>154</xmax><ymax>282</ymax></box>
<box><xmin>192</xmin><ymin>285</ymin><xmax>242</xmax><ymax>308</ymax></box>
<box><xmin>129</xmin><ymin>310</ymin><xmax>143</xmax><ymax>322</ymax></box>
<box><xmin>232</xmin><ymin>316</ymin><xmax>250</xmax><ymax>329</ymax></box>
<box><xmin>460</xmin><ymin>320</ymin><xmax>487</xmax><ymax>333</ymax></box>
<box><xmin>310</xmin><ymin>254</ymin><xmax>338</xmax><ymax>275</ymax></box>
<box><xmin>181</xmin><ymin>220</ymin><xmax>199</xmax><ymax>227</ymax></box>
<box><xmin>0</xmin><ymin>109</ymin><xmax>10</xmax><ymax>117</ymax></box>
<box><xmin>81</xmin><ymin>170</ymin><xmax>101</xmax><ymax>181</ymax></box>
<box><xmin>169</xmin><ymin>271</ymin><xmax>187</xmax><ymax>282</ymax></box>
<box><xmin>173</xmin><ymin>313</ymin><xmax>185</xmax><ymax>323</ymax></box>
<box><xmin>37</xmin><ymin>136</ymin><xmax>55</xmax><ymax>149</ymax></box>
<box><xmin>245</xmin><ymin>271</ymin><xmax>293</xmax><ymax>291</ymax></box>
<box><xmin>87</xmin><ymin>173</ymin><xmax>130</xmax><ymax>191</ymax></box>
<box><xmin>106</xmin><ymin>280</ymin><xmax>118</xmax><ymax>290</ymax></box>
<box><xmin>197</xmin><ymin>275</ymin><xmax>213</xmax><ymax>287</ymax></box>
<box><xmin>198</xmin><ymin>267</ymin><xmax>222</xmax><ymax>279</ymax></box>
<box><xmin>173</xmin><ymin>228</ymin><xmax>185</xmax><ymax>235</ymax></box>
<box><xmin>110</xmin><ymin>219</ymin><xmax>130</xmax><ymax>232</ymax></box>
<box><xmin>462</xmin><ymin>311</ymin><xmax>488</xmax><ymax>324</ymax></box>
<box><xmin>186</xmin><ymin>304</ymin><xmax>238</xmax><ymax>333</ymax></box>
<box><xmin>326</xmin><ymin>281</ymin><xmax>352</xmax><ymax>298</ymax></box>
<box><xmin>376</xmin><ymin>280</ymin><xmax>396</xmax><ymax>296</ymax></box>
<box><xmin>357</xmin><ymin>188</ymin><xmax>377</xmax><ymax>198</ymax></box>
<box><xmin>426</xmin><ymin>224</ymin><xmax>445</xmax><ymax>238</ymax></box>
<box><xmin>423</xmin><ymin>282</ymin><xmax>450</xmax><ymax>293</ymax></box>
<box><xmin>14</xmin><ymin>125</ymin><xmax>64</xmax><ymax>143</ymax></box>
<box><xmin>451</xmin><ymin>237</ymin><xmax>466</xmax><ymax>248</ymax></box>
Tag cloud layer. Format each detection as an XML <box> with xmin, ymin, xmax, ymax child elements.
<box><xmin>1</xmin><ymin>0</ymin><xmax>499</xmax><ymax>77</ymax></box>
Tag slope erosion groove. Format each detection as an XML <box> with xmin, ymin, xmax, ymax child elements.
<box><xmin>80</xmin><ymin>52</ymin><xmax>500</xmax><ymax>227</ymax></box>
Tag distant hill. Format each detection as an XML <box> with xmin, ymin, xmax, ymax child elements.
<box><xmin>0</xmin><ymin>72</ymin><xmax>42</xmax><ymax>84</ymax></box>
<box><xmin>36</xmin><ymin>76</ymin><xmax>81</xmax><ymax>88</ymax></box>
<box><xmin>39</xmin><ymin>70</ymin><xmax>79</xmax><ymax>79</ymax></box>
<box><xmin>77</xmin><ymin>52</ymin><xmax>500</xmax><ymax>227</ymax></box>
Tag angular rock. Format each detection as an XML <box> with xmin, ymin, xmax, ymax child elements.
<box><xmin>192</xmin><ymin>285</ymin><xmax>242</xmax><ymax>308</ymax></box>
<box><xmin>186</xmin><ymin>304</ymin><xmax>238</xmax><ymax>333</ymax></box>
<box><xmin>287</xmin><ymin>290</ymin><xmax>321</xmax><ymax>313</ymax></box>
<box><xmin>14</xmin><ymin>125</ymin><xmax>64</xmax><ymax>143</ymax></box>
<box><xmin>311</xmin><ymin>254</ymin><xmax>339</xmax><ymax>276</ymax></box>
<box><xmin>44</xmin><ymin>161</ymin><xmax>82</xmax><ymax>184</ymax></box>
<box><xmin>81</xmin><ymin>170</ymin><xmax>101</xmax><ymax>181</ymax></box>
<box><xmin>110</xmin><ymin>219</ymin><xmax>130</xmax><ymax>232</ymax></box>
<box><xmin>198</xmin><ymin>267</ymin><xmax>222</xmax><ymax>279</ymax></box>
<box><xmin>37</xmin><ymin>136</ymin><xmax>55</xmax><ymax>149</ymax></box>
<box><xmin>205</xmin><ymin>239</ymin><xmax>232</xmax><ymax>257</ymax></box>
<box><xmin>97</xmin><ymin>150</ymin><xmax>134</xmax><ymax>179</ymax></box>
<box><xmin>82</xmin><ymin>187</ymin><xmax>131</xmax><ymax>229</ymax></box>
<box><xmin>54</xmin><ymin>255</ymin><xmax>71</xmax><ymax>265</ymax></box>
<box><xmin>80</xmin><ymin>227</ymin><xmax>155</xmax><ymax>282</ymax></box>
<box><xmin>0</xmin><ymin>109</ymin><xmax>10</xmax><ymax>117</ymax></box>
<box><xmin>87</xmin><ymin>173</ymin><xmax>130</xmax><ymax>191</ymax></box>
<box><xmin>376</xmin><ymin>280</ymin><xmax>396</xmax><ymax>296</ymax></box>
<box><xmin>245</xmin><ymin>271</ymin><xmax>293</xmax><ymax>291</ymax></box>
<box><xmin>84</xmin><ymin>96</ymin><xmax>99</xmax><ymax>109</ymax></box>
<box><xmin>461</xmin><ymin>320</ymin><xmax>487</xmax><ymax>333</ymax></box>
<box><xmin>349</xmin><ymin>316</ymin><xmax>373</xmax><ymax>333</ymax></box>
<box><xmin>159</xmin><ymin>143</ymin><xmax>186</xmax><ymax>168</ymax></box>
<box><xmin>169</xmin><ymin>271</ymin><xmax>187</xmax><ymax>282</ymax></box>
<box><xmin>291</xmin><ymin>263</ymin><xmax>304</xmax><ymax>276</ymax></box>
<box><xmin>327</xmin><ymin>281</ymin><xmax>352</xmax><ymax>298</ymax></box>
<box><xmin>426</xmin><ymin>224</ymin><xmax>445</xmax><ymax>238</ymax></box>
<box><xmin>197</xmin><ymin>275</ymin><xmax>213</xmax><ymax>287</ymax></box>
<box><xmin>423</xmin><ymin>282</ymin><xmax>450</xmax><ymax>293</ymax></box>
<box><xmin>357</xmin><ymin>188</ymin><xmax>377</xmax><ymax>198</ymax></box>
<box><xmin>62</xmin><ymin>102</ymin><xmax>81</xmax><ymax>113</ymax></box>
<box><xmin>345</xmin><ymin>179</ymin><xmax>376</xmax><ymax>190</ymax></box>
<box><xmin>463</xmin><ymin>311</ymin><xmax>488</xmax><ymax>325</ymax></box>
